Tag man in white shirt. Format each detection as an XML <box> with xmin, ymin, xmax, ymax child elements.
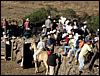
<box><xmin>45</xmin><ymin>16</ymin><xmax>52</xmax><ymax>33</ymax></box>
<box><xmin>78</xmin><ymin>40</ymin><xmax>92</xmax><ymax>73</ymax></box>
<box><xmin>33</xmin><ymin>37</ymin><xmax>45</xmax><ymax>61</ymax></box>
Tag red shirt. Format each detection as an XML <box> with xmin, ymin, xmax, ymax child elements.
<box><xmin>24</xmin><ymin>21</ymin><xmax>29</xmax><ymax>30</ymax></box>
<box><xmin>65</xmin><ymin>36</ymin><xmax>69</xmax><ymax>45</ymax></box>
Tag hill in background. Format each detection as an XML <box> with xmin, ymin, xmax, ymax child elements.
<box><xmin>1</xmin><ymin>1</ymin><xmax>99</xmax><ymax>19</ymax></box>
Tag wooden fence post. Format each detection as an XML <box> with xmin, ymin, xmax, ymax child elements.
<box><xmin>4</xmin><ymin>37</ymin><xmax>7</xmax><ymax>61</ymax></box>
<box><xmin>11</xmin><ymin>39</ymin><xmax>14</xmax><ymax>61</ymax></box>
<box><xmin>22</xmin><ymin>37</ymin><xmax>25</xmax><ymax>68</ymax></box>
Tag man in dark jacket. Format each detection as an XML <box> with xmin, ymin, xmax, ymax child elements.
<box><xmin>48</xmin><ymin>52</ymin><xmax>58</xmax><ymax>75</ymax></box>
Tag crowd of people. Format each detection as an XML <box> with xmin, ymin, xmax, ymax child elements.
<box><xmin>1</xmin><ymin>15</ymin><xmax>99</xmax><ymax>75</ymax></box>
<box><xmin>31</xmin><ymin>15</ymin><xmax>99</xmax><ymax>75</ymax></box>
<box><xmin>1</xmin><ymin>17</ymin><xmax>31</xmax><ymax>38</ymax></box>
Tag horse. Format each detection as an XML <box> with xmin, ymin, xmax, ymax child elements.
<box><xmin>30</xmin><ymin>38</ymin><xmax>49</xmax><ymax>75</ymax></box>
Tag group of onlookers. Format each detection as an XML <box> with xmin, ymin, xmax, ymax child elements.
<box><xmin>1</xmin><ymin>15</ymin><xmax>99</xmax><ymax>75</ymax></box>
<box><xmin>39</xmin><ymin>15</ymin><xmax>99</xmax><ymax>75</ymax></box>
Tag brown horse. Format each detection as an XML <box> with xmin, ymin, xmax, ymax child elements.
<box><xmin>30</xmin><ymin>38</ymin><xmax>49</xmax><ymax>75</ymax></box>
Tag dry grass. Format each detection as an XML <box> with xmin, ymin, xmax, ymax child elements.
<box><xmin>1</xmin><ymin>1</ymin><xmax>99</xmax><ymax>19</ymax></box>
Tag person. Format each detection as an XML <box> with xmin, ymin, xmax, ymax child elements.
<box><xmin>88</xmin><ymin>36</ymin><xmax>99</xmax><ymax>71</ymax></box>
<box><xmin>61</xmin><ymin>33</ymin><xmax>70</xmax><ymax>56</ymax></box>
<box><xmin>41</xmin><ymin>24</ymin><xmax>47</xmax><ymax>36</ymax></box>
<box><xmin>46</xmin><ymin>31</ymin><xmax>56</xmax><ymax>53</ymax></box>
<box><xmin>67</xmin><ymin>21</ymin><xmax>73</xmax><ymax>34</ymax></box>
<box><xmin>75</xmin><ymin>37</ymin><xmax>84</xmax><ymax>64</ymax></box>
<box><xmin>73</xmin><ymin>19</ymin><xmax>78</xmax><ymax>30</ymax></box>
<box><xmin>48</xmin><ymin>51</ymin><xmax>58</xmax><ymax>75</ymax></box>
<box><xmin>67</xmin><ymin>34</ymin><xmax>74</xmax><ymax>64</ymax></box>
<box><xmin>45</xmin><ymin>16</ymin><xmax>52</xmax><ymax>34</ymax></box>
<box><xmin>52</xmin><ymin>20</ymin><xmax>58</xmax><ymax>30</ymax></box>
<box><xmin>33</xmin><ymin>37</ymin><xmax>46</xmax><ymax>61</ymax></box>
<box><xmin>23</xmin><ymin>18</ymin><xmax>31</xmax><ymax>38</ymax></box>
<box><xmin>2</xmin><ymin>18</ymin><xmax>9</xmax><ymax>36</ymax></box>
<box><xmin>78</xmin><ymin>40</ymin><xmax>92</xmax><ymax>73</ymax></box>
<box><xmin>18</xmin><ymin>18</ymin><xmax>24</xmax><ymax>36</ymax></box>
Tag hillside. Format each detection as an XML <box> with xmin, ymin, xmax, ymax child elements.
<box><xmin>1</xmin><ymin>1</ymin><xmax>99</xmax><ymax>19</ymax></box>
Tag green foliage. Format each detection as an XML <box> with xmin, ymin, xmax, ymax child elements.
<box><xmin>24</xmin><ymin>7</ymin><xmax>99</xmax><ymax>32</ymax></box>
<box><xmin>79</xmin><ymin>12</ymin><xmax>89</xmax><ymax>22</ymax></box>
<box><xmin>64</xmin><ymin>8</ymin><xmax>76</xmax><ymax>18</ymax></box>
<box><xmin>24</xmin><ymin>8</ymin><xmax>48</xmax><ymax>26</ymax></box>
<box><xmin>87</xmin><ymin>15</ymin><xmax>99</xmax><ymax>32</ymax></box>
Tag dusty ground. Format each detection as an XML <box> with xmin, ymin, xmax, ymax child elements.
<box><xmin>1</xmin><ymin>37</ymin><xmax>99</xmax><ymax>75</ymax></box>
<box><xmin>1</xmin><ymin>56</ymin><xmax>99</xmax><ymax>75</ymax></box>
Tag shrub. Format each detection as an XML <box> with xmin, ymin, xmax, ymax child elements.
<box><xmin>24</xmin><ymin>8</ymin><xmax>48</xmax><ymax>27</ymax></box>
<box><xmin>64</xmin><ymin>8</ymin><xmax>77</xmax><ymax>18</ymax></box>
<box><xmin>87</xmin><ymin>15</ymin><xmax>99</xmax><ymax>32</ymax></box>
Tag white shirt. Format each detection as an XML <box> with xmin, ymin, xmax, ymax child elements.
<box><xmin>37</xmin><ymin>41</ymin><xmax>45</xmax><ymax>50</ymax></box>
<box><xmin>79</xmin><ymin>44</ymin><xmax>92</xmax><ymax>58</ymax></box>
<box><xmin>67</xmin><ymin>25</ymin><xmax>73</xmax><ymax>33</ymax></box>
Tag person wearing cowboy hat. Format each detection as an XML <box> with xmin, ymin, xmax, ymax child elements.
<box><xmin>46</xmin><ymin>31</ymin><xmax>56</xmax><ymax>53</ymax></box>
<box><xmin>52</xmin><ymin>29</ymin><xmax>57</xmax><ymax>40</ymax></box>
<box><xmin>41</xmin><ymin>24</ymin><xmax>46</xmax><ymax>36</ymax></box>
<box><xmin>33</xmin><ymin>37</ymin><xmax>46</xmax><ymax>61</ymax></box>
<box><xmin>52</xmin><ymin>20</ymin><xmax>58</xmax><ymax>31</ymax></box>
<box><xmin>60</xmin><ymin>33</ymin><xmax>70</xmax><ymax>56</ymax></box>
<box><xmin>23</xmin><ymin>18</ymin><xmax>31</xmax><ymax>38</ymax></box>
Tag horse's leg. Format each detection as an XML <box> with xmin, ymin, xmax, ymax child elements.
<box><xmin>35</xmin><ymin>61</ymin><xmax>39</xmax><ymax>73</ymax></box>
<box><xmin>43</xmin><ymin>60</ymin><xmax>48</xmax><ymax>75</ymax></box>
<box><xmin>34</xmin><ymin>54</ymin><xmax>39</xmax><ymax>73</ymax></box>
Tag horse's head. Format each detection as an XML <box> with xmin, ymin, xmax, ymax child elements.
<box><xmin>30</xmin><ymin>38</ymin><xmax>36</xmax><ymax>50</ymax></box>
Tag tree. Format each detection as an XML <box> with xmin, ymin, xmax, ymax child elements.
<box><xmin>87</xmin><ymin>15</ymin><xmax>99</xmax><ymax>32</ymax></box>
<box><xmin>64</xmin><ymin>8</ymin><xmax>76</xmax><ymax>18</ymax></box>
<box><xmin>24</xmin><ymin>8</ymin><xmax>48</xmax><ymax>27</ymax></box>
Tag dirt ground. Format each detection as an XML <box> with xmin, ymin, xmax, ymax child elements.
<box><xmin>1</xmin><ymin>37</ymin><xmax>99</xmax><ymax>75</ymax></box>
<box><xmin>1</xmin><ymin>55</ymin><xmax>99</xmax><ymax>75</ymax></box>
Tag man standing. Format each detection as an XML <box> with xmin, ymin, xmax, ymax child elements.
<box><xmin>78</xmin><ymin>40</ymin><xmax>92</xmax><ymax>74</ymax></box>
<box><xmin>23</xmin><ymin>18</ymin><xmax>30</xmax><ymax>38</ymax></box>
<box><xmin>48</xmin><ymin>52</ymin><xmax>58</xmax><ymax>75</ymax></box>
<box><xmin>2</xmin><ymin>18</ymin><xmax>9</xmax><ymax>36</ymax></box>
<box><xmin>45</xmin><ymin>16</ymin><xmax>52</xmax><ymax>34</ymax></box>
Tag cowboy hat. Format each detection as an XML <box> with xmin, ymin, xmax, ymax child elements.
<box><xmin>4</xmin><ymin>35</ymin><xmax>8</xmax><ymax>39</ymax></box>
<box><xmin>42</xmin><ymin>24</ymin><xmax>46</xmax><ymax>28</ymax></box>
<box><xmin>62</xmin><ymin>33</ymin><xmax>68</xmax><ymax>38</ymax></box>
<box><xmin>83</xmin><ymin>21</ymin><xmax>87</xmax><ymax>24</ymax></box>
<box><xmin>26</xmin><ymin>18</ymin><xmax>29</xmax><ymax>21</ymax></box>
<box><xmin>50</xmin><ymin>31</ymin><xmax>53</xmax><ymax>34</ymax></box>
<box><xmin>12</xmin><ymin>36</ymin><xmax>16</xmax><ymax>39</ymax></box>
<box><xmin>48</xmin><ymin>16</ymin><xmax>51</xmax><ymax>18</ymax></box>
<box><xmin>68</xmin><ymin>35</ymin><xmax>73</xmax><ymax>38</ymax></box>
<box><xmin>53</xmin><ymin>20</ymin><xmax>56</xmax><ymax>22</ymax></box>
<box><xmin>47</xmin><ymin>32</ymin><xmax>50</xmax><ymax>35</ymax></box>
<box><xmin>53</xmin><ymin>29</ymin><xmax>56</xmax><ymax>33</ymax></box>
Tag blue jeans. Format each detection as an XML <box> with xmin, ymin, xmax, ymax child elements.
<box><xmin>64</xmin><ymin>46</ymin><xmax>70</xmax><ymax>54</ymax></box>
<box><xmin>78</xmin><ymin>56</ymin><xmax>85</xmax><ymax>71</ymax></box>
<box><xmin>72</xmin><ymin>47</ymin><xmax>77</xmax><ymax>55</ymax></box>
<box><xmin>75</xmin><ymin>48</ymin><xmax>81</xmax><ymax>59</ymax></box>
